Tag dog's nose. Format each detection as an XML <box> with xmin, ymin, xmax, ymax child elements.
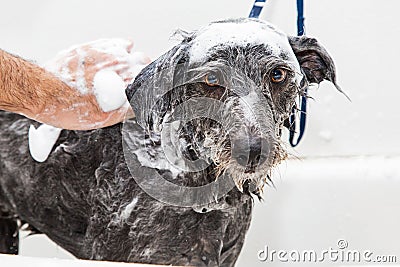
<box><xmin>232</xmin><ymin>137</ymin><xmax>269</xmax><ymax>171</ymax></box>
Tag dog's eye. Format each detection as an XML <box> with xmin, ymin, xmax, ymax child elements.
<box><xmin>271</xmin><ymin>68</ymin><xmax>287</xmax><ymax>83</ymax></box>
<box><xmin>204</xmin><ymin>73</ymin><xmax>219</xmax><ymax>87</ymax></box>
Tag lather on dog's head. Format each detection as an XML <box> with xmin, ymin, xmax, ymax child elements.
<box><xmin>126</xmin><ymin>18</ymin><xmax>340</xmax><ymax>198</ymax></box>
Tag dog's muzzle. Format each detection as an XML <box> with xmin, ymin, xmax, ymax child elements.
<box><xmin>231</xmin><ymin>135</ymin><xmax>271</xmax><ymax>173</ymax></box>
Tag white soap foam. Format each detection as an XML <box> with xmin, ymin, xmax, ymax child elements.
<box><xmin>93</xmin><ymin>69</ymin><xmax>128</xmax><ymax>112</ymax></box>
<box><xmin>120</xmin><ymin>197</ymin><xmax>139</xmax><ymax>221</ymax></box>
<box><xmin>129</xmin><ymin>51</ymin><xmax>150</xmax><ymax>65</ymax></box>
<box><xmin>28</xmin><ymin>124</ymin><xmax>62</xmax><ymax>162</ymax></box>
<box><xmin>188</xmin><ymin>19</ymin><xmax>295</xmax><ymax>65</ymax></box>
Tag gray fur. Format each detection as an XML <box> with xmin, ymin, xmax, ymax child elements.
<box><xmin>0</xmin><ymin>18</ymin><xmax>339</xmax><ymax>266</ymax></box>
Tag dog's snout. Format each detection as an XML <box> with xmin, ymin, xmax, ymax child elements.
<box><xmin>232</xmin><ymin>137</ymin><xmax>270</xmax><ymax>171</ymax></box>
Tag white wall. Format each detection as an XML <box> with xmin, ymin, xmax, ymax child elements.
<box><xmin>1</xmin><ymin>1</ymin><xmax>400</xmax><ymax>266</ymax></box>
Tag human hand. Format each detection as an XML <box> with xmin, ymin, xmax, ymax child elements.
<box><xmin>42</xmin><ymin>38</ymin><xmax>151</xmax><ymax>129</ymax></box>
<box><xmin>46</xmin><ymin>38</ymin><xmax>151</xmax><ymax>93</ymax></box>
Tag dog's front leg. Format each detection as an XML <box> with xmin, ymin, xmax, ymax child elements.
<box><xmin>0</xmin><ymin>212</ymin><xmax>19</xmax><ymax>254</ymax></box>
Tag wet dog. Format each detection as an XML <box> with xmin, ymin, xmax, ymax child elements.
<box><xmin>0</xmin><ymin>18</ymin><xmax>340</xmax><ymax>266</ymax></box>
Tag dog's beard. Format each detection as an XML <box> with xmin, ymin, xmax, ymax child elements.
<box><xmin>210</xmin><ymin>139</ymin><xmax>287</xmax><ymax>195</ymax></box>
<box><xmin>186</xmin><ymin>121</ymin><xmax>288</xmax><ymax>195</ymax></box>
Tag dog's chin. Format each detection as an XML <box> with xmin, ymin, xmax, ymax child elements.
<box><xmin>223</xmin><ymin>161</ymin><xmax>271</xmax><ymax>195</ymax></box>
<box><xmin>205</xmin><ymin>143</ymin><xmax>275</xmax><ymax>196</ymax></box>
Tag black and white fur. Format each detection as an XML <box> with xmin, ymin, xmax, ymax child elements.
<box><xmin>0</xmin><ymin>18</ymin><xmax>339</xmax><ymax>266</ymax></box>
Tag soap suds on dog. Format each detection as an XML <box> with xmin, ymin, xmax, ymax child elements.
<box><xmin>28</xmin><ymin>124</ymin><xmax>62</xmax><ymax>162</ymax></box>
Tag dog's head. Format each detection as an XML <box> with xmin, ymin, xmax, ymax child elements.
<box><xmin>126</xmin><ymin>18</ymin><xmax>340</xmax><ymax>197</ymax></box>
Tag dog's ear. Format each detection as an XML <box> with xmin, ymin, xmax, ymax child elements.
<box><xmin>288</xmin><ymin>36</ymin><xmax>346</xmax><ymax>96</ymax></box>
<box><xmin>126</xmin><ymin>42</ymin><xmax>190</xmax><ymax>102</ymax></box>
<box><xmin>125</xmin><ymin>41</ymin><xmax>191</xmax><ymax>130</ymax></box>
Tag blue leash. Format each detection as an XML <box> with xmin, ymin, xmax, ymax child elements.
<box><xmin>296</xmin><ymin>0</ymin><xmax>305</xmax><ymax>36</ymax></box>
<box><xmin>249</xmin><ymin>0</ymin><xmax>267</xmax><ymax>19</ymax></box>
<box><xmin>249</xmin><ymin>0</ymin><xmax>307</xmax><ymax>147</ymax></box>
<box><xmin>289</xmin><ymin>0</ymin><xmax>306</xmax><ymax>147</ymax></box>
<box><xmin>249</xmin><ymin>0</ymin><xmax>266</xmax><ymax>18</ymax></box>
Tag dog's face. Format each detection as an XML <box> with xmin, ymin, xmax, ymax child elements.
<box><xmin>126</xmin><ymin>18</ymin><xmax>340</xmax><ymax>198</ymax></box>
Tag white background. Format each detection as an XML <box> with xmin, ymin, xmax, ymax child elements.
<box><xmin>1</xmin><ymin>0</ymin><xmax>400</xmax><ymax>266</ymax></box>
